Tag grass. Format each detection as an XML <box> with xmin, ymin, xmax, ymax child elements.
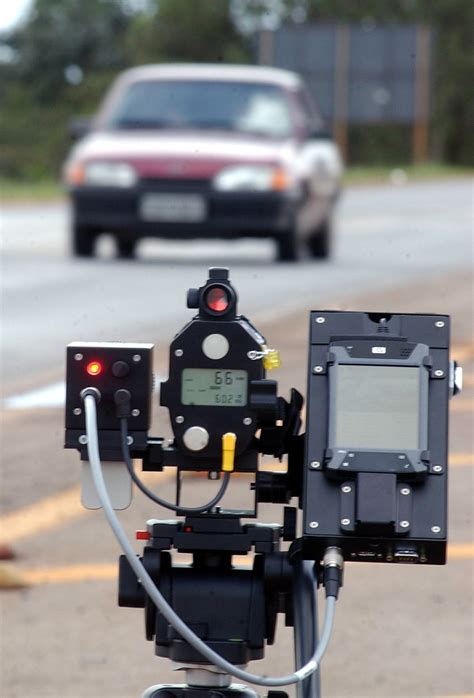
<box><xmin>0</xmin><ymin>178</ymin><xmax>64</xmax><ymax>203</ymax></box>
<box><xmin>0</xmin><ymin>163</ymin><xmax>472</xmax><ymax>203</ymax></box>
<box><xmin>343</xmin><ymin>162</ymin><xmax>473</xmax><ymax>185</ymax></box>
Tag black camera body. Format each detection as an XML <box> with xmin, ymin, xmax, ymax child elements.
<box><xmin>299</xmin><ymin>311</ymin><xmax>450</xmax><ymax>565</ymax></box>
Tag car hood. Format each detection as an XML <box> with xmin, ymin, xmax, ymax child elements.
<box><xmin>69</xmin><ymin>130</ymin><xmax>297</xmax><ymax>179</ymax></box>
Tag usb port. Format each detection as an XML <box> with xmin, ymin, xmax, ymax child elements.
<box><xmin>394</xmin><ymin>550</ymin><xmax>419</xmax><ymax>563</ymax></box>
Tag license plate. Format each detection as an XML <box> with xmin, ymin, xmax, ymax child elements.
<box><xmin>139</xmin><ymin>193</ymin><xmax>207</xmax><ymax>223</ymax></box>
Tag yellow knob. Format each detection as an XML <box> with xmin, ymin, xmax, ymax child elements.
<box><xmin>222</xmin><ymin>432</ymin><xmax>237</xmax><ymax>472</ymax></box>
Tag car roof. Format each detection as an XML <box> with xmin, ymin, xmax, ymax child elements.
<box><xmin>117</xmin><ymin>63</ymin><xmax>303</xmax><ymax>89</ymax></box>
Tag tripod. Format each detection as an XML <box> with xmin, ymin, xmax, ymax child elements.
<box><xmin>119</xmin><ymin>518</ymin><xmax>321</xmax><ymax>698</ymax></box>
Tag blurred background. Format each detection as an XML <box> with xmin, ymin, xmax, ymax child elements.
<box><xmin>0</xmin><ymin>0</ymin><xmax>473</xmax><ymax>186</ymax></box>
<box><xmin>0</xmin><ymin>2</ymin><xmax>473</xmax><ymax>698</ymax></box>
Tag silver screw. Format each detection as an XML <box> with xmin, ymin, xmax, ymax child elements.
<box><xmin>313</xmin><ymin>366</ymin><xmax>323</xmax><ymax>374</ymax></box>
<box><xmin>434</xmin><ymin>370</ymin><xmax>444</xmax><ymax>377</ymax></box>
<box><xmin>310</xmin><ymin>461</ymin><xmax>320</xmax><ymax>469</ymax></box>
<box><xmin>341</xmin><ymin>518</ymin><xmax>351</xmax><ymax>526</ymax></box>
<box><xmin>433</xmin><ymin>465</ymin><xmax>443</xmax><ymax>473</ymax></box>
<box><xmin>78</xmin><ymin>435</ymin><xmax>88</xmax><ymax>445</ymax></box>
<box><xmin>126</xmin><ymin>436</ymin><xmax>134</xmax><ymax>446</ymax></box>
<box><xmin>131</xmin><ymin>409</ymin><xmax>140</xmax><ymax>417</ymax></box>
<box><xmin>431</xmin><ymin>525</ymin><xmax>441</xmax><ymax>533</ymax></box>
<box><xmin>176</xmin><ymin>416</ymin><xmax>184</xmax><ymax>424</ymax></box>
<box><xmin>132</xmin><ymin>354</ymin><xmax>141</xmax><ymax>363</ymax></box>
<box><xmin>174</xmin><ymin>349</ymin><xmax>183</xmax><ymax>357</ymax></box>
<box><xmin>316</xmin><ymin>317</ymin><xmax>325</xmax><ymax>324</ymax></box>
<box><xmin>243</xmin><ymin>417</ymin><xmax>252</xmax><ymax>425</ymax></box>
<box><xmin>209</xmin><ymin>471</ymin><xmax>219</xmax><ymax>481</ymax></box>
<box><xmin>342</xmin><ymin>461</ymin><xmax>349</xmax><ymax>467</ymax></box>
<box><xmin>400</xmin><ymin>520</ymin><xmax>410</xmax><ymax>528</ymax></box>
<box><xmin>73</xmin><ymin>408</ymin><xmax>82</xmax><ymax>416</ymax></box>
<box><xmin>435</xmin><ymin>321</ymin><xmax>445</xmax><ymax>328</ymax></box>
<box><xmin>342</xmin><ymin>485</ymin><xmax>352</xmax><ymax>493</ymax></box>
<box><xmin>74</xmin><ymin>353</ymin><xmax>83</xmax><ymax>361</ymax></box>
<box><xmin>309</xmin><ymin>521</ymin><xmax>319</xmax><ymax>529</ymax></box>
<box><xmin>398</xmin><ymin>454</ymin><xmax>406</xmax><ymax>460</ymax></box>
<box><xmin>386</xmin><ymin>554</ymin><xmax>394</xmax><ymax>562</ymax></box>
<box><xmin>400</xmin><ymin>487</ymin><xmax>410</xmax><ymax>495</ymax></box>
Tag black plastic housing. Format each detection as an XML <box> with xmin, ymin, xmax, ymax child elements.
<box><xmin>298</xmin><ymin>311</ymin><xmax>450</xmax><ymax>565</ymax></box>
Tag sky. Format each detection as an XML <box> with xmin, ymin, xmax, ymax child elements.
<box><xmin>0</xmin><ymin>0</ymin><xmax>32</xmax><ymax>32</ymax></box>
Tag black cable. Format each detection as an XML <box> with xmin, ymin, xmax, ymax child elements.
<box><xmin>120</xmin><ymin>418</ymin><xmax>230</xmax><ymax>514</ymax></box>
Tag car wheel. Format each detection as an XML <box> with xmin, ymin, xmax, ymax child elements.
<box><xmin>276</xmin><ymin>229</ymin><xmax>299</xmax><ymax>262</ymax></box>
<box><xmin>308</xmin><ymin>219</ymin><xmax>331</xmax><ymax>259</ymax></box>
<box><xmin>116</xmin><ymin>238</ymin><xmax>137</xmax><ymax>259</ymax></box>
<box><xmin>72</xmin><ymin>224</ymin><xmax>98</xmax><ymax>257</ymax></box>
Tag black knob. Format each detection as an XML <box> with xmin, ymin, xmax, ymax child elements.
<box><xmin>112</xmin><ymin>360</ymin><xmax>130</xmax><ymax>377</ymax></box>
<box><xmin>187</xmin><ymin>288</ymin><xmax>200</xmax><ymax>308</ymax></box>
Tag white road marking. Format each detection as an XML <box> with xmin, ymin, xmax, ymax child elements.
<box><xmin>3</xmin><ymin>381</ymin><xmax>66</xmax><ymax>409</ymax></box>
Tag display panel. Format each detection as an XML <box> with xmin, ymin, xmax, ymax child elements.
<box><xmin>181</xmin><ymin>368</ymin><xmax>248</xmax><ymax>407</ymax></box>
<box><xmin>330</xmin><ymin>365</ymin><xmax>420</xmax><ymax>450</ymax></box>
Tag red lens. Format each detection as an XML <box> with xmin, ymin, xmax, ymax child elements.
<box><xmin>206</xmin><ymin>287</ymin><xmax>229</xmax><ymax>312</ymax></box>
<box><xmin>86</xmin><ymin>360</ymin><xmax>103</xmax><ymax>376</ymax></box>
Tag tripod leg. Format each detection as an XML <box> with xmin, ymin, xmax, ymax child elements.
<box><xmin>292</xmin><ymin>560</ymin><xmax>321</xmax><ymax>698</ymax></box>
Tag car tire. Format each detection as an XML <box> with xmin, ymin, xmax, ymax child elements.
<box><xmin>116</xmin><ymin>238</ymin><xmax>137</xmax><ymax>259</ymax></box>
<box><xmin>72</xmin><ymin>224</ymin><xmax>98</xmax><ymax>257</ymax></box>
<box><xmin>308</xmin><ymin>218</ymin><xmax>331</xmax><ymax>259</ymax></box>
<box><xmin>276</xmin><ymin>229</ymin><xmax>299</xmax><ymax>262</ymax></box>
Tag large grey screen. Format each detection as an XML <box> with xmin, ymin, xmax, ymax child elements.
<box><xmin>331</xmin><ymin>365</ymin><xmax>420</xmax><ymax>450</ymax></box>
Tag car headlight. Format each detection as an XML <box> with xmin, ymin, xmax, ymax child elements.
<box><xmin>212</xmin><ymin>165</ymin><xmax>294</xmax><ymax>192</ymax></box>
<box><xmin>65</xmin><ymin>161</ymin><xmax>138</xmax><ymax>188</ymax></box>
<box><xmin>84</xmin><ymin>162</ymin><xmax>138</xmax><ymax>187</ymax></box>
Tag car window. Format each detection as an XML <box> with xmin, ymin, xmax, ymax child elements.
<box><xmin>107</xmin><ymin>80</ymin><xmax>293</xmax><ymax>138</ymax></box>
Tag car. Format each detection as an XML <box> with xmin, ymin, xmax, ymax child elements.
<box><xmin>63</xmin><ymin>63</ymin><xmax>343</xmax><ymax>261</ymax></box>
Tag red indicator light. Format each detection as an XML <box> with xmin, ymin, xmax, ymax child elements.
<box><xmin>136</xmin><ymin>530</ymin><xmax>151</xmax><ymax>541</ymax></box>
<box><xmin>206</xmin><ymin>287</ymin><xmax>229</xmax><ymax>313</ymax></box>
<box><xmin>86</xmin><ymin>360</ymin><xmax>103</xmax><ymax>377</ymax></box>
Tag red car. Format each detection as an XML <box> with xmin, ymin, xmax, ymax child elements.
<box><xmin>64</xmin><ymin>64</ymin><xmax>343</xmax><ymax>261</ymax></box>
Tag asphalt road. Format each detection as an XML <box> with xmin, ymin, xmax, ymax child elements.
<box><xmin>1</xmin><ymin>178</ymin><xmax>473</xmax><ymax>698</ymax></box>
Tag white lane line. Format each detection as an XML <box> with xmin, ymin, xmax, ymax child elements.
<box><xmin>3</xmin><ymin>381</ymin><xmax>66</xmax><ymax>409</ymax></box>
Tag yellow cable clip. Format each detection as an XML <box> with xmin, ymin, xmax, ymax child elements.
<box><xmin>222</xmin><ymin>432</ymin><xmax>237</xmax><ymax>472</ymax></box>
<box><xmin>263</xmin><ymin>349</ymin><xmax>281</xmax><ymax>371</ymax></box>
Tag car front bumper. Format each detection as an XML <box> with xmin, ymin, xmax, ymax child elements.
<box><xmin>71</xmin><ymin>180</ymin><xmax>299</xmax><ymax>239</ymax></box>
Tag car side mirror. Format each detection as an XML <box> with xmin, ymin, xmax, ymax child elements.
<box><xmin>69</xmin><ymin>117</ymin><xmax>92</xmax><ymax>142</ymax></box>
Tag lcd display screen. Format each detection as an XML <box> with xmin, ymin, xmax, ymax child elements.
<box><xmin>331</xmin><ymin>365</ymin><xmax>420</xmax><ymax>450</ymax></box>
<box><xmin>181</xmin><ymin>368</ymin><xmax>248</xmax><ymax>407</ymax></box>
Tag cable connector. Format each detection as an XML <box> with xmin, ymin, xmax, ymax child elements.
<box><xmin>114</xmin><ymin>389</ymin><xmax>132</xmax><ymax>418</ymax></box>
<box><xmin>80</xmin><ymin>387</ymin><xmax>101</xmax><ymax>403</ymax></box>
<box><xmin>322</xmin><ymin>547</ymin><xmax>344</xmax><ymax>599</ymax></box>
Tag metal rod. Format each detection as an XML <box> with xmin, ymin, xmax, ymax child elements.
<box><xmin>293</xmin><ymin>560</ymin><xmax>321</xmax><ymax>698</ymax></box>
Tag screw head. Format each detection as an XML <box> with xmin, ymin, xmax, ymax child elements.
<box><xmin>243</xmin><ymin>417</ymin><xmax>252</xmax><ymax>425</ymax></box>
<box><xmin>341</xmin><ymin>518</ymin><xmax>351</xmax><ymax>526</ymax></box>
<box><xmin>316</xmin><ymin>316</ymin><xmax>325</xmax><ymax>324</ymax></box>
<box><xmin>126</xmin><ymin>436</ymin><xmax>134</xmax><ymax>446</ymax></box>
<box><xmin>73</xmin><ymin>407</ymin><xmax>82</xmax><ymax>416</ymax></box>
<box><xmin>400</xmin><ymin>487</ymin><xmax>410</xmax><ymax>495</ymax></box>
<box><xmin>400</xmin><ymin>520</ymin><xmax>410</xmax><ymax>528</ymax></box>
<box><xmin>74</xmin><ymin>353</ymin><xmax>83</xmax><ymax>361</ymax></box>
<box><xmin>131</xmin><ymin>409</ymin><xmax>140</xmax><ymax>417</ymax></box>
<box><xmin>433</xmin><ymin>465</ymin><xmax>443</xmax><ymax>473</ymax></box>
<box><xmin>342</xmin><ymin>485</ymin><xmax>352</xmax><ymax>493</ymax></box>
<box><xmin>309</xmin><ymin>521</ymin><xmax>319</xmax><ymax>529</ymax></box>
<box><xmin>174</xmin><ymin>349</ymin><xmax>183</xmax><ymax>357</ymax></box>
<box><xmin>434</xmin><ymin>369</ymin><xmax>444</xmax><ymax>377</ymax></box>
<box><xmin>132</xmin><ymin>354</ymin><xmax>141</xmax><ymax>363</ymax></box>
<box><xmin>435</xmin><ymin>321</ymin><xmax>445</xmax><ymax>328</ymax></box>
<box><xmin>176</xmin><ymin>415</ymin><xmax>184</xmax><ymax>424</ymax></box>
<box><xmin>313</xmin><ymin>366</ymin><xmax>323</xmax><ymax>374</ymax></box>
<box><xmin>78</xmin><ymin>435</ymin><xmax>88</xmax><ymax>445</ymax></box>
<box><xmin>310</xmin><ymin>461</ymin><xmax>320</xmax><ymax>469</ymax></box>
<box><xmin>431</xmin><ymin>525</ymin><xmax>441</xmax><ymax>533</ymax></box>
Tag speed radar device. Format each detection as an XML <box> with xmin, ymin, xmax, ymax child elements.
<box><xmin>63</xmin><ymin>270</ymin><xmax>460</xmax><ymax>698</ymax></box>
<box><xmin>298</xmin><ymin>311</ymin><xmax>453</xmax><ymax>565</ymax></box>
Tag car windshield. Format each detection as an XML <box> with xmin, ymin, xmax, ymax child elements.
<box><xmin>107</xmin><ymin>80</ymin><xmax>293</xmax><ymax>139</ymax></box>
